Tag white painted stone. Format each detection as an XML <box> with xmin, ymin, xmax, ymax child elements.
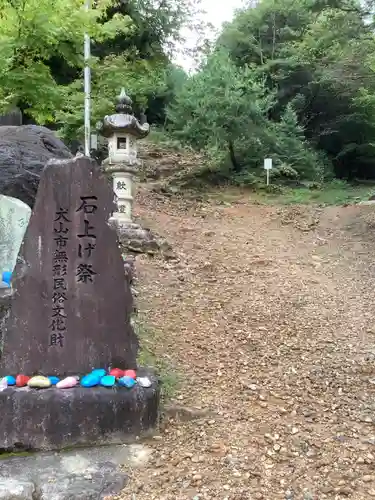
<box><xmin>0</xmin><ymin>195</ymin><xmax>31</xmax><ymax>274</ymax></box>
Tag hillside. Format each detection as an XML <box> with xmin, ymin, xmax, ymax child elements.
<box><xmin>119</xmin><ymin>144</ymin><xmax>375</xmax><ymax>500</ymax></box>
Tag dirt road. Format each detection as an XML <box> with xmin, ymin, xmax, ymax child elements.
<box><xmin>121</xmin><ymin>189</ymin><xmax>375</xmax><ymax>500</ymax></box>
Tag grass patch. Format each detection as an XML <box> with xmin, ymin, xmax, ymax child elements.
<box><xmin>251</xmin><ymin>180</ymin><xmax>375</xmax><ymax>206</ymax></box>
<box><xmin>204</xmin><ymin>181</ymin><xmax>375</xmax><ymax>206</ymax></box>
<box><xmin>135</xmin><ymin>317</ymin><xmax>179</xmax><ymax>404</ymax></box>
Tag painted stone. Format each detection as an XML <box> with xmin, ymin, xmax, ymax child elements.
<box><xmin>27</xmin><ymin>376</ymin><xmax>52</xmax><ymax>389</ymax></box>
<box><xmin>123</xmin><ymin>369</ymin><xmax>136</xmax><ymax>379</ymax></box>
<box><xmin>16</xmin><ymin>374</ymin><xmax>30</xmax><ymax>387</ymax></box>
<box><xmin>118</xmin><ymin>376</ymin><xmax>136</xmax><ymax>389</ymax></box>
<box><xmin>100</xmin><ymin>375</ymin><xmax>116</xmax><ymax>387</ymax></box>
<box><xmin>137</xmin><ymin>376</ymin><xmax>152</xmax><ymax>388</ymax></box>
<box><xmin>109</xmin><ymin>368</ymin><xmax>124</xmax><ymax>378</ymax></box>
<box><xmin>48</xmin><ymin>376</ymin><xmax>60</xmax><ymax>385</ymax></box>
<box><xmin>91</xmin><ymin>369</ymin><xmax>107</xmax><ymax>378</ymax></box>
<box><xmin>56</xmin><ymin>376</ymin><xmax>78</xmax><ymax>389</ymax></box>
<box><xmin>0</xmin><ymin>194</ymin><xmax>31</xmax><ymax>274</ymax></box>
<box><xmin>81</xmin><ymin>373</ymin><xmax>101</xmax><ymax>388</ymax></box>
<box><xmin>0</xmin><ymin>378</ymin><xmax>7</xmax><ymax>391</ymax></box>
<box><xmin>5</xmin><ymin>375</ymin><xmax>16</xmax><ymax>386</ymax></box>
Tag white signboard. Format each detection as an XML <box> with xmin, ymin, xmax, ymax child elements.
<box><xmin>264</xmin><ymin>158</ymin><xmax>272</xmax><ymax>170</ymax></box>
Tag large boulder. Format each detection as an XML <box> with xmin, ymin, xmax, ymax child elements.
<box><xmin>0</xmin><ymin>125</ymin><xmax>72</xmax><ymax>207</ymax></box>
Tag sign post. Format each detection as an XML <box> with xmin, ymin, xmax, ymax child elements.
<box><xmin>264</xmin><ymin>158</ymin><xmax>272</xmax><ymax>186</ymax></box>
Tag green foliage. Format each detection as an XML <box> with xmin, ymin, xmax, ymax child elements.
<box><xmin>167</xmin><ymin>49</ymin><xmax>326</xmax><ymax>184</ymax></box>
<box><xmin>0</xmin><ymin>0</ymin><xmax>131</xmax><ymax>122</ymax></box>
<box><xmin>0</xmin><ymin>0</ymin><xmax>195</xmax><ymax>138</ymax></box>
<box><xmin>160</xmin><ymin>0</ymin><xmax>375</xmax><ymax>186</ymax></box>
<box><xmin>217</xmin><ymin>0</ymin><xmax>375</xmax><ymax>181</ymax></box>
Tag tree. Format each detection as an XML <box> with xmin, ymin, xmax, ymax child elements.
<box><xmin>0</xmin><ymin>0</ymin><xmax>131</xmax><ymax>123</ymax></box>
<box><xmin>167</xmin><ymin>49</ymin><xmax>324</xmax><ymax>182</ymax></box>
<box><xmin>217</xmin><ymin>0</ymin><xmax>375</xmax><ymax>180</ymax></box>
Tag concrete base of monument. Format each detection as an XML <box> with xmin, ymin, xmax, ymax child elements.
<box><xmin>0</xmin><ymin>371</ymin><xmax>159</xmax><ymax>452</ymax></box>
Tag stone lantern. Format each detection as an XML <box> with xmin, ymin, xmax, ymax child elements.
<box><xmin>101</xmin><ymin>88</ymin><xmax>150</xmax><ymax>225</ymax></box>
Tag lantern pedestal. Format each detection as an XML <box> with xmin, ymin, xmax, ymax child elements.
<box><xmin>100</xmin><ymin>89</ymin><xmax>173</xmax><ymax>257</ymax></box>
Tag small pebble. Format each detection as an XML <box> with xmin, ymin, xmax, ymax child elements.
<box><xmin>100</xmin><ymin>375</ymin><xmax>116</xmax><ymax>387</ymax></box>
<box><xmin>123</xmin><ymin>369</ymin><xmax>136</xmax><ymax>379</ymax></box>
<box><xmin>109</xmin><ymin>368</ymin><xmax>124</xmax><ymax>378</ymax></box>
<box><xmin>27</xmin><ymin>376</ymin><xmax>52</xmax><ymax>389</ymax></box>
<box><xmin>363</xmin><ymin>475</ymin><xmax>374</xmax><ymax>483</ymax></box>
<box><xmin>5</xmin><ymin>376</ymin><xmax>16</xmax><ymax>386</ymax></box>
<box><xmin>16</xmin><ymin>375</ymin><xmax>30</xmax><ymax>387</ymax></box>
<box><xmin>137</xmin><ymin>376</ymin><xmax>152</xmax><ymax>388</ymax></box>
<box><xmin>118</xmin><ymin>376</ymin><xmax>136</xmax><ymax>388</ymax></box>
<box><xmin>56</xmin><ymin>376</ymin><xmax>78</xmax><ymax>389</ymax></box>
<box><xmin>91</xmin><ymin>369</ymin><xmax>107</xmax><ymax>378</ymax></box>
<box><xmin>81</xmin><ymin>373</ymin><xmax>101</xmax><ymax>388</ymax></box>
<box><xmin>48</xmin><ymin>376</ymin><xmax>60</xmax><ymax>385</ymax></box>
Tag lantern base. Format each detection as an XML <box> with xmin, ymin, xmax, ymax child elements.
<box><xmin>109</xmin><ymin>220</ymin><xmax>170</xmax><ymax>256</ymax></box>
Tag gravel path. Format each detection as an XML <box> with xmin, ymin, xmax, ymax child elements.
<box><xmin>120</xmin><ymin>190</ymin><xmax>375</xmax><ymax>500</ymax></box>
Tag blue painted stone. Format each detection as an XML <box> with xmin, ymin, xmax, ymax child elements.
<box><xmin>81</xmin><ymin>374</ymin><xmax>101</xmax><ymax>388</ymax></box>
<box><xmin>100</xmin><ymin>375</ymin><xmax>116</xmax><ymax>387</ymax></box>
<box><xmin>91</xmin><ymin>369</ymin><xmax>107</xmax><ymax>378</ymax></box>
<box><xmin>118</xmin><ymin>376</ymin><xmax>136</xmax><ymax>389</ymax></box>
<box><xmin>5</xmin><ymin>376</ymin><xmax>16</xmax><ymax>386</ymax></box>
<box><xmin>48</xmin><ymin>376</ymin><xmax>60</xmax><ymax>385</ymax></box>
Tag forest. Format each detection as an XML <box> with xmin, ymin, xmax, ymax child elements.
<box><xmin>1</xmin><ymin>0</ymin><xmax>375</xmax><ymax>186</ymax></box>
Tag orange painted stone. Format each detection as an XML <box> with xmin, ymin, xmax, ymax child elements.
<box><xmin>123</xmin><ymin>369</ymin><xmax>136</xmax><ymax>379</ymax></box>
<box><xmin>109</xmin><ymin>368</ymin><xmax>124</xmax><ymax>379</ymax></box>
<box><xmin>16</xmin><ymin>374</ymin><xmax>30</xmax><ymax>387</ymax></box>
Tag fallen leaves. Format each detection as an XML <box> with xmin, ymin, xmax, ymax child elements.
<box><xmin>120</xmin><ymin>170</ymin><xmax>375</xmax><ymax>499</ymax></box>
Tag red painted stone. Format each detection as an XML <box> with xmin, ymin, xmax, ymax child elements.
<box><xmin>123</xmin><ymin>369</ymin><xmax>136</xmax><ymax>379</ymax></box>
<box><xmin>109</xmin><ymin>368</ymin><xmax>124</xmax><ymax>379</ymax></box>
<box><xmin>16</xmin><ymin>374</ymin><xmax>30</xmax><ymax>387</ymax></box>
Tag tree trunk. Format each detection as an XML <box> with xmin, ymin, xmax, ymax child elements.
<box><xmin>228</xmin><ymin>140</ymin><xmax>241</xmax><ymax>173</ymax></box>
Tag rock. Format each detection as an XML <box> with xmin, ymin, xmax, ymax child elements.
<box><xmin>100</xmin><ymin>375</ymin><xmax>116</xmax><ymax>387</ymax></box>
<box><xmin>27</xmin><ymin>376</ymin><xmax>52</xmax><ymax>389</ymax></box>
<box><xmin>0</xmin><ymin>445</ymin><xmax>152</xmax><ymax>499</ymax></box>
<box><xmin>0</xmin><ymin>125</ymin><xmax>72</xmax><ymax>208</ymax></box>
<box><xmin>0</xmin><ymin>378</ymin><xmax>7</xmax><ymax>391</ymax></box>
<box><xmin>124</xmin><ymin>369</ymin><xmax>136</xmax><ymax>379</ymax></box>
<box><xmin>48</xmin><ymin>376</ymin><xmax>60</xmax><ymax>386</ymax></box>
<box><xmin>0</xmin><ymin>157</ymin><xmax>139</xmax><ymax>376</ymax></box>
<box><xmin>0</xmin><ymin>478</ymin><xmax>35</xmax><ymax>500</ymax></box>
<box><xmin>5</xmin><ymin>375</ymin><xmax>15</xmax><ymax>385</ymax></box>
<box><xmin>81</xmin><ymin>374</ymin><xmax>101</xmax><ymax>388</ymax></box>
<box><xmin>137</xmin><ymin>376</ymin><xmax>152</xmax><ymax>388</ymax></box>
<box><xmin>118</xmin><ymin>376</ymin><xmax>137</xmax><ymax>388</ymax></box>
<box><xmin>56</xmin><ymin>377</ymin><xmax>78</xmax><ymax>389</ymax></box>
<box><xmin>16</xmin><ymin>375</ymin><xmax>30</xmax><ymax>387</ymax></box>
<box><xmin>109</xmin><ymin>368</ymin><xmax>124</xmax><ymax>378</ymax></box>
<box><xmin>91</xmin><ymin>369</ymin><xmax>107</xmax><ymax>378</ymax></box>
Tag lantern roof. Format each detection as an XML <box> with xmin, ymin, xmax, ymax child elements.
<box><xmin>101</xmin><ymin>88</ymin><xmax>150</xmax><ymax>139</ymax></box>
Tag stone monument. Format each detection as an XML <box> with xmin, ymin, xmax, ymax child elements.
<box><xmin>0</xmin><ymin>156</ymin><xmax>159</xmax><ymax>451</ymax></box>
<box><xmin>101</xmin><ymin>89</ymin><xmax>161</xmax><ymax>254</ymax></box>
<box><xmin>0</xmin><ymin>195</ymin><xmax>31</xmax><ymax>275</ymax></box>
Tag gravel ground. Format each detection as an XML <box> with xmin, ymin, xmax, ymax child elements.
<box><xmin>118</xmin><ymin>188</ymin><xmax>375</xmax><ymax>500</ymax></box>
